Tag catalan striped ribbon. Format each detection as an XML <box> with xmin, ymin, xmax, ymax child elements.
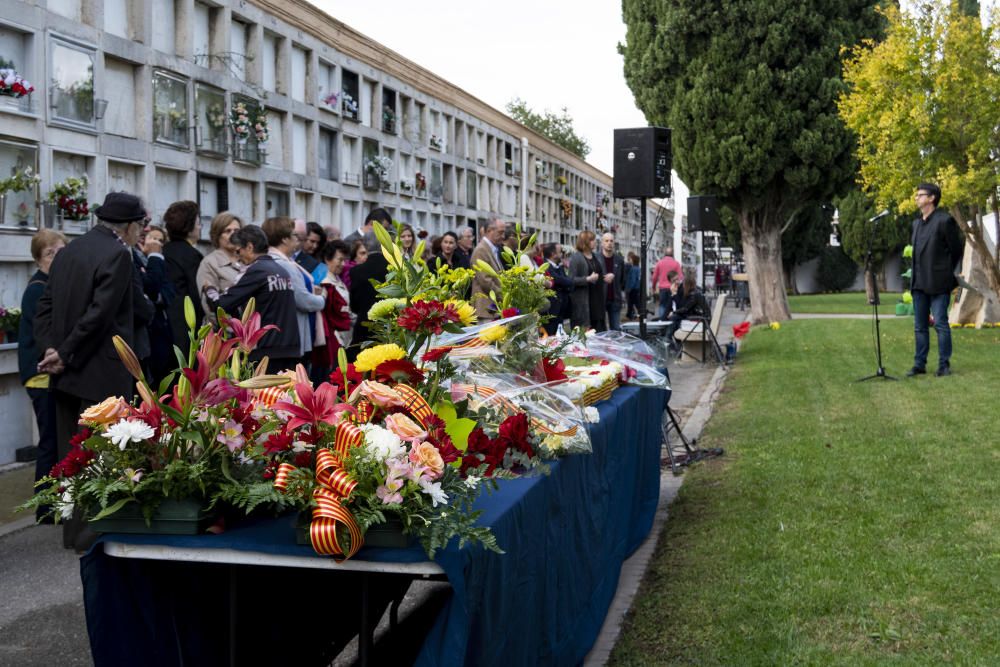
<box><xmin>425</xmin><ymin>337</ymin><xmax>489</xmax><ymax>358</ymax></box>
<box><xmin>451</xmin><ymin>383</ymin><xmax>578</xmax><ymax>436</ymax></box>
<box><xmin>394</xmin><ymin>384</ymin><xmax>434</xmax><ymax>427</ymax></box>
<box><xmin>354</xmin><ymin>399</ymin><xmax>373</xmax><ymax>424</ymax></box>
<box><xmin>273</xmin><ymin>425</ymin><xmax>365</xmax><ymax>561</ymax></box>
<box><xmin>255</xmin><ymin>383</ymin><xmax>293</xmax><ymax>408</ymax></box>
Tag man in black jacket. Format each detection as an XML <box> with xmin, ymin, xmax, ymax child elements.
<box><xmin>542</xmin><ymin>243</ymin><xmax>572</xmax><ymax>335</ymax></box>
<box><xmin>35</xmin><ymin>192</ymin><xmax>146</xmax><ymax>549</ymax></box>
<box><xmin>600</xmin><ymin>232</ymin><xmax>627</xmax><ymax>331</ymax></box>
<box><xmin>907</xmin><ymin>182</ymin><xmax>964</xmax><ymax>377</ymax></box>
<box><xmin>207</xmin><ymin>225</ymin><xmax>300</xmax><ymax>371</ymax></box>
<box><xmin>348</xmin><ymin>231</ymin><xmax>389</xmax><ymax>360</ymax></box>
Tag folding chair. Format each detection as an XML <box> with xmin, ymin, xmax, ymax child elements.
<box><xmin>673</xmin><ymin>296</ymin><xmax>727</xmax><ymax>365</ymax></box>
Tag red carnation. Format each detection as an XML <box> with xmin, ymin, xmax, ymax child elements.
<box><xmin>293</xmin><ymin>451</ymin><xmax>313</xmax><ymax>467</ymax></box>
<box><xmin>421</xmin><ymin>346</ymin><xmax>453</xmax><ymax>363</ymax></box>
<box><xmin>50</xmin><ymin>444</ymin><xmax>95</xmax><ymax>479</ymax></box>
<box><xmin>498</xmin><ymin>413</ymin><xmax>533</xmax><ymax>457</ymax></box>
<box><xmin>396</xmin><ymin>300</ymin><xmax>461</xmax><ymax>335</ymax></box>
<box><xmin>263</xmin><ymin>428</ymin><xmax>294</xmax><ymax>455</ymax></box>
<box><xmin>373</xmin><ymin>359</ymin><xmax>425</xmax><ymax>385</ymax></box>
<box><xmin>329</xmin><ymin>364</ymin><xmax>363</xmax><ymax>396</ymax></box>
<box><xmin>501</xmin><ymin>308</ymin><xmax>520</xmax><ymax>318</ymax></box>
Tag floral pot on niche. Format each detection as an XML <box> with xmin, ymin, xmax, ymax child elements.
<box><xmin>88</xmin><ymin>498</ymin><xmax>217</xmax><ymax>535</ymax></box>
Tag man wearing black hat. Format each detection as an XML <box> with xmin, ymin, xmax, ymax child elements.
<box><xmin>35</xmin><ymin>191</ymin><xmax>147</xmax><ymax>549</ymax></box>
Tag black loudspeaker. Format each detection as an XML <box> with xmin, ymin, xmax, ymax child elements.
<box><xmin>613</xmin><ymin>127</ymin><xmax>672</xmax><ymax>199</ymax></box>
<box><xmin>687</xmin><ymin>195</ymin><xmax>722</xmax><ymax>232</ymax></box>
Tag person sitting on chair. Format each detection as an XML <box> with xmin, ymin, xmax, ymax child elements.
<box><xmin>665</xmin><ymin>268</ymin><xmax>708</xmax><ymax>356</ymax></box>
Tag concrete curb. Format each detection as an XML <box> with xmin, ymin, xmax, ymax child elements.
<box><xmin>0</xmin><ymin>516</ymin><xmax>36</xmax><ymax>539</ymax></box>
<box><xmin>584</xmin><ymin>365</ymin><xmax>732</xmax><ymax>666</ymax></box>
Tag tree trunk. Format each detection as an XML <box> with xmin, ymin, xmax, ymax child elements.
<box><xmin>864</xmin><ymin>268</ymin><xmax>876</xmax><ymax>305</ymax></box>
<box><xmin>740</xmin><ymin>213</ymin><xmax>790</xmax><ymax>323</ymax></box>
<box><xmin>949</xmin><ymin>205</ymin><xmax>1000</xmax><ymax>325</ymax></box>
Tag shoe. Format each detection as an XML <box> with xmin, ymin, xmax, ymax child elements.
<box><xmin>936</xmin><ymin>365</ymin><xmax>951</xmax><ymax>377</ymax></box>
<box><xmin>905</xmin><ymin>367</ymin><xmax>926</xmax><ymax>377</ymax></box>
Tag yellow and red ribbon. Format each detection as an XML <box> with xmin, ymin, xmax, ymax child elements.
<box><xmin>452</xmin><ymin>383</ymin><xmax>578</xmax><ymax>436</ymax></box>
<box><xmin>274</xmin><ymin>423</ymin><xmax>365</xmax><ymax>561</ymax></box>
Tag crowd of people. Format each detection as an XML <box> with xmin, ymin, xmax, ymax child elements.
<box><xmin>15</xmin><ymin>190</ymin><xmax>696</xmax><ymax>547</ymax></box>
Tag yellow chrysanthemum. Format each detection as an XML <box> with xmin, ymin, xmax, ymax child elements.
<box><xmin>446</xmin><ymin>299</ymin><xmax>477</xmax><ymax>326</ymax></box>
<box><xmin>769</xmin><ymin>321</ymin><xmax>781</xmax><ymax>331</ymax></box>
<box><xmin>367</xmin><ymin>298</ymin><xmax>406</xmax><ymax>321</ymax></box>
<box><xmin>480</xmin><ymin>325</ymin><xmax>508</xmax><ymax>343</ymax></box>
<box><xmin>355</xmin><ymin>343</ymin><xmax>407</xmax><ymax>373</ymax></box>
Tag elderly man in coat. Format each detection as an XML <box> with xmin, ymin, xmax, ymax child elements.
<box><xmin>470</xmin><ymin>218</ymin><xmax>507</xmax><ymax>320</ymax></box>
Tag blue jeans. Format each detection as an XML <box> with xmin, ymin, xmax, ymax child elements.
<box><xmin>606</xmin><ymin>302</ymin><xmax>621</xmax><ymax>331</ymax></box>
<box><xmin>657</xmin><ymin>289</ymin><xmax>672</xmax><ymax>320</ymax></box>
<box><xmin>912</xmin><ymin>289</ymin><xmax>952</xmax><ymax>369</ymax></box>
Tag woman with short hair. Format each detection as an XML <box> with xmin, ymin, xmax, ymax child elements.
<box><xmin>162</xmin><ymin>200</ymin><xmax>205</xmax><ymax>348</ymax></box>
<box><xmin>196</xmin><ymin>212</ymin><xmax>243</xmax><ymax>325</ymax></box>
<box><xmin>19</xmin><ymin>229</ymin><xmax>67</xmax><ymax>518</ymax></box>
<box><xmin>568</xmin><ymin>230</ymin><xmax>602</xmax><ymax>331</ymax></box>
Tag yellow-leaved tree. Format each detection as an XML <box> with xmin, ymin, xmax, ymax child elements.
<box><xmin>840</xmin><ymin>1</ymin><xmax>1000</xmax><ymax>323</ymax></box>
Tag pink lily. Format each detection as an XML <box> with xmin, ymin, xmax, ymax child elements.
<box><xmin>227</xmin><ymin>312</ymin><xmax>278</xmax><ymax>354</ymax></box>
<box><xmin>272</xmin><ymin>382</ymin><xmax>353</xmax><ymax>430</ymax></box>
<box><xmin>199</xmin><ymin>330</ymin><xmax>239</xmax><ymax>375</ymax></box>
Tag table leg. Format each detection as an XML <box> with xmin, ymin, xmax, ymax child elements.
<box><xmin>229</xmin><ymin>565</ymin><xmax>238</xmax><ymax>667</ymax></box>
<box><xmin>359</xmin><ymin>573</ymin><xmax>371</xmax><ymax>666</ymax></box>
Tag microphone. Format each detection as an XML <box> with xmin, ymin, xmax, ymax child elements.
<box><xmin>868</xmin><ymin>209</ymin><xmax>890</xmax><ymax>223</ymax></box>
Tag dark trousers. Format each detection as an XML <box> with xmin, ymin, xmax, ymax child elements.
<box><xmin>53</xmin><ymin>389</ymin><xmax>97</xmax><ymax>549</ymax></box>
<box><xmin>626</xmin><ymin>289</ymin><xmax>640</xmax><ymax>317</ymax></box>
<box><xmin>912</xmin><ymin>290</ymin><xmax>952</xmax><ymax>370</ymax></box>
<box><xmin>28</xmin><ymin>388</ymin><xmax>58</xmax><ymax>483</ymax></box>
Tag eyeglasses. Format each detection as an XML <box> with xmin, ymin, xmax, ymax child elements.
<box><xmin>915</xmin><ymin>192</ymin><xmax>931</xmax><ymax>199</ymax></box>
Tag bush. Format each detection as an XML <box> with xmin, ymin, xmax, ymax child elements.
<box><xmin>815</xmin><ymin>246</ymin><xmax>858</xmax><ymax>292</ymax></box>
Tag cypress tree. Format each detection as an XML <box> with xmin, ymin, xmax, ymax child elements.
<box><xmin>620</xmin><ymin>0</ymin><xmax>884</xmax><ymax>321</ymax></box>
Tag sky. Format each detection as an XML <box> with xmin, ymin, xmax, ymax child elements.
<box><xmin>310</xmin><ymin>0</ymin><xmax>649</xmax><ymax>176</ymax></box>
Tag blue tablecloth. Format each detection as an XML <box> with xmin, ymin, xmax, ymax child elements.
<box><xmin>80</xmin><ymin>385</ymin><xmax>664</xmax><ymax>666</ymax></box>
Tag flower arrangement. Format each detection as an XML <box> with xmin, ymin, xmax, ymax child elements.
<box><xmin>321</xmin><ymin>90</ymin><xmax>339</xmax><ymax>109</ymax></box>
<box><xmin>382</xmin><ymin>104</ymin><xmax>396</xmax><ymax>130</ymax></box>
<box><xmin>341</xmin><ymin>91</ymin><xmax>358</xmax><ymax>117</ymax></box>
<box><xmin>205</xmin><ymin>103</ymin><xmax>227</xmax><ymax>131</ymax></box>
<box><xmin>560</xmin><ymin>199</ymin><xmax>573</xmax><ymax>220</ymax></box>
<box><xmin>364</xmin><ymin>156</ymin><xmax>393</xmax><ymax>181</ymax></box>
<box><xmin>0</xmin><ymin>306</ymin><xmax>21</xmax><ymax>332</ymax></box>
<box><xmin>21</xmin><ymin>299</ymin><xmax>280</xmax><ymax>525</ymax></box>
<box><xmin>415</xmin><ymin>172</ymin><xmax>427</xmax><ymax>191</ymax></box>
<box><xmin>0</xmin><ymin>68</ymin><xmax>34</xmax><ymax>98</ymax></box>
<box><xmin>0</xmin><ymin>165</ymin><xmax>40</xmax><ymax>195</ymax></box>
<box><xmin>429</xmin><ymin>134</ymin><xmax>443</xmax><ymax>150</ymax></box>
<box><xmin>47</xmin><ymin>175</ymin><xmax>89</xmax><ymax>221</ymax></box>
<box><xmin>230</xmin><ymin>102</ymin><xmax>252</xmax><ymax>143</ymax></box>
<box><xmin>556</xmin><ymin>175</ymin><xmax>568</xmax><ymax>186</ymax></box>
<box><xmin>253</xmin><ymin>108</ymin><xmax>269</xmax><ymax>144</ymax></box>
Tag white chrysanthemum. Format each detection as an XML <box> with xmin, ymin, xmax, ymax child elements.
<box><xmin>464</xmin><ymin>475</ymin><xmax>480</xmax><ymax>489</ymax></box>
<box><xmin>419</xmin><ymin>479</ymin><xmax>449</xmax><ymax>507</ymax></box>
<box><xmin>583</xmin><ymin>407</ymin><xmax>600</xmax><ymax>423</ymax></box>
<box><xmin>360</xmin><ymin>424</ymin><xmax>405</xmax><ymax>462</ymax></box>
<box><xmin>103</xmin><ymin>419</ymin><xmax>155</xmax><ymax>451</ymax></box>
<box><xmin>59</xmin><ymin>488</ymin><xmax>74</xmax><ymax>520</ymax></box>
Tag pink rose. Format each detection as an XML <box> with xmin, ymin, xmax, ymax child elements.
<box><xmin>350</xmin><ymin>381</ymin><xmax>406</xmax><ymax>409</ymax></box>
<box><xmin>384</xmin><ymin>413</ymin><xmax>428</xmax><ymax>443</ymax></box>
<box><xmin>409</xmin><ymin>441</ymin><xmax>445</xmax><ymax>480</ymax></box>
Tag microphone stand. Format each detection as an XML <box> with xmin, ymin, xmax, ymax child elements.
<box><xmin>856</xmin><ymin>213</ymin><xmax>897</xmax><ymax>382</ymax></box>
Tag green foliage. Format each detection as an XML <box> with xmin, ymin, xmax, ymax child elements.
<box><xmin>505</xmin><ymin>98</ymin><xmax>590</xmax><ymax>158</ymax></box>
<box><xmin>620</xmin><ymin>0</ymin><xmax>885</xmax><ymax>319</ymax></box>
<box><xmin>815</xmin><ymin>245</ymin><xmax>858</xmax><ymax>292</ymax></box>
<box><xmin>840</xmin><ymin>2</ymin><xmax>995</xmax><ymax>220</ymax></box>
<box><xmin>835</xmin><ymin>188</ymin><xmax>911</xmax><ymax>268</ymax></box>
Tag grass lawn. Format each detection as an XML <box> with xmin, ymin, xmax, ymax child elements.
<box><xmin>610</xmin><ymin>319</ymin><xmax>1000</xmax><ymax>665</ymax></box>
<box><xmin>789</xmin><ymin>291</ymin><xmax>903</xmax><ymax>315</ymax></box>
